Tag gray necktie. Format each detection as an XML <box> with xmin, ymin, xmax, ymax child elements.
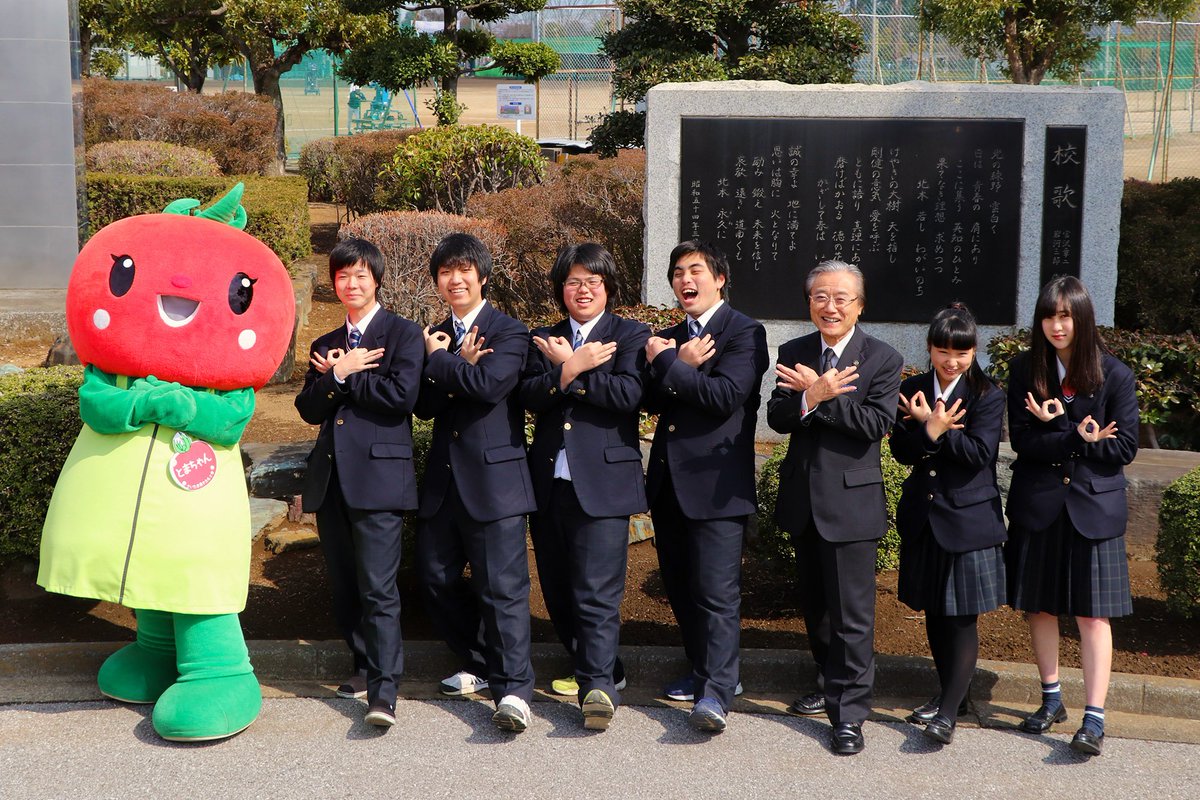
<box><xmin>822</xmin><ymin>347</ymin><xmax>837</xmax><ymax>373</ymax></box>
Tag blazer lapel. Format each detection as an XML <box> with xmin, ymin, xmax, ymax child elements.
<box><xmin>697</xmin><ymin>304</ymin><xmax>734</xmax><ymax>374</ymax></box>
<box><xmin>587</xmin><ymin>311</ymin><xmax>617</xmax><ymax>345</ymax></box>
<box><xmin>838</xmin><ymin>327</ymin><xmax>867</xmax><ymax>372</ymax></box>
<box><xmin>361</xmin><ymin>309</ymin><xmax>389</xmax><ymax>349</ymax></box>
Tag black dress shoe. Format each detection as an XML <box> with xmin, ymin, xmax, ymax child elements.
<box><xmin>923</xmin><ymin>715</ymin><xmax>955</xmax><ymax>745</ymax></box>
<box><xmin>1070</xmin><ymin>727</ymin><xmax>1104</xmax><ymax>756</ymax></box>
<box><xmin>336</xmin><ymin>674</ymin><xmax>368</xmax><ymax>699</ymax></box>
<box><xmin>364</xmin><ymin>700</ymin><xmax>396</xmax><ymax>728</ymax></box>
<box><xmin>787</xmin><ymin>692</ymin><xmax>827</xmax><ymax>716</ymax></box>
<box><xmin>907</xmin><ymin>695</ymin><xmax>972</xmax><ymax>724</ymax></box>
<box><xmin>831</xmin><ymin>722</ymin><xmax>865</xmax><ymax>755</ymax></box>
<box><xmin>1020</xmin><ymin>703</ymin><xmax>1067</xmax><ymax>734</ymax></box>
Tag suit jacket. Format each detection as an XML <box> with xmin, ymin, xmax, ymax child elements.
<box><xmin>768</xmin><ymin>327</ymin><xmax>903</xmax><ymax>542</ymax></box>
<box><xmin>643</xmin><ymin>303</ymin><xmax>769</xmax><ymax>520</ymax></box>
<box><xmin>295</xmin><ymin>308</ymin><xmax>425</xmax><ymax>512</ymax></box>
<box><xmin>414</xmin><ymin>302</ymin><xmax>536</xmax><ymax>523</ymax></box>
<box><xmin>1005</xmin><ymin>351</ymin><xmax>1139</xmax><ymax>539</ymax></box>
<box><xmin>890</xmin><ymin>371</ymin><xmax>1007</xmax><ymax>553</ymax></box>
<box><xmin>520</xmin><ymin>313</ymin><xmax>651</xmax><ymax>518</ymax></box>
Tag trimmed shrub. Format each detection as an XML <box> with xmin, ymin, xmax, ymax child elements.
<box><xmin>1157</xmin><ymin>466</ymin><xmax>1200</xmax><ymax>618</ymax></box>
<box><xmin>987</xmin><ymin>327</ymin><xmax>1200</xmax><ymax>450</ymax></box>
<box><xmin>1118</xmin><ymin>178</ymin><xmax>1200</xmax><ymax>333</ymax></box>
<box><xmin>86</xmin><ymin>173</ymin><xmax>312</xmax><ymax>268</ymax></box>
<box><xmin>466</xmin><ymin>150</ymin><xmax>646</xmax><ymax>308</ymax></box>
<box><xmin>298</xmin><ymin>138</ymin><xmax>337</xmax><ymax>202</ymax></box>
<box><xmin>330</xmin><ymin>130</ymin><xmax>420</xmax><ymax>216</ymax></box>
<box><xmin>86</xmin><ymin>140</ymin><xmax>221</xmax><ymax>177</ymax></box>
<box><xmin>387</xmin><ymin>124</ymin><xmax>546</xmax><ymax>214</ymax></box>
<box><xmin>340</xmin><ymin>211</ymin><xmax>508</xmax><ymax>327</ymax></box>
<box><xmin>755</xmin><ymin>437</ymin><xmax>908</xmax><ymax>574</ymax></box>
<box><xmin>82</xmin><ymin>78</ymin><xmax>277</xmax><ymax>174</ymax></box>
<box><xmin>0</xmin><ymin>367</ymin><xmax>84</xmax><ymax>563</ymax></box>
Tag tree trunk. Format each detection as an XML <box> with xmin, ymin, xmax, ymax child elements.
<box><xmin>252</xmin><ymin>67</ymin><xmax>286</xmax><ymax>175</ymax></box>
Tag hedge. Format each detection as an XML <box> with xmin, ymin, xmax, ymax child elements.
<box><xmin>755</xmin><ymin>437</ymin><xmax>908</xmax><ymax>573</ymax></box>
<box><xmin>1157</xmin><ymin>466</ymin><xmax>1200</xmax><ymax>618</ymax></box>
<box><xmin>1117</xmin><ymin>178</ymin><xmax>1200</xmax><ymax>333</ymax></box>
<box><xmin>299</xmin><ymin>130</ymin><xmax>421</xmax><ymax>216</ymax></box>
<box><xmin>86</xmin><ymin>173</ymin><xmax>312</xmax><ymax>268</ymax></box>
<box><xmin>82</xmin><ymin>78</ymin><xmax>277</xmax><ymax>174</ymax></box>
<box><xmin>0</xmin><ymin>367</ymin><xmax>83</xmax><ymax>563</ymax></box>
<box><xmin>85</xmin><ymin>140</ymin><xmax>222</xmax><ymax>178</ymax></box>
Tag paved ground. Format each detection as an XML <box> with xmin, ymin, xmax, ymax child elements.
<box><xmin>1</xmin><ymin>695</ymin><xmax>1195</xmax><ymax>800</ymax></box>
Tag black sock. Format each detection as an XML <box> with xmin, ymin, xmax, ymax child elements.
<box><xmin>1082</xmin><ymin>705</ymin><xmax>1104</xmax><ymax>736</ymax></box>
<box><xmin>927</xmin><ymin>614</ymin><xmax>977</xmax><ymax>717</ymax></box>
<box><xmin>1041</xmin><ymin>681</ymin><xmax>1063</xmax><ymax>711</ymax></box>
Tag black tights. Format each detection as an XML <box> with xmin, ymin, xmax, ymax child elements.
<box><xmin>925</xmin><ymin>614</ymin><xmax>978</xmax><ymax>718</ymax></box>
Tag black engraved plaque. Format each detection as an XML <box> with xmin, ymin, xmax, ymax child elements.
<box><xmin>1040</xmin><ymin>125</ymin><xmax>1086</xmax><ymax>284</ymax></box>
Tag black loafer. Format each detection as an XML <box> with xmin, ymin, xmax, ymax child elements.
<box><xmin>1070</xmin><ymin>727</ymin><xmax>1104</xmax><ymax>756</ymax></box>
<box><xmin>787</xmin><ymin>692</ymin><xmax>827</xmax><ymax>716</ymax></box>
<box><xmin>1020</xmin><ymin>703</ymin><xmax>1067</xmax><ymax>734</ymax></box>
<box><xmin>923</xmin><ymin>715</ymin><xmax>955</xmax><ymax>745</ymax></box>
<box><xmin>908</xmin><ymin>695</ymin><xmax>972</xmax><ymax>724</ymax></box>
<box><xmin>831</xmin><ymin>721</ymin><xmax>865</xmax><ymax>755</ymax></box>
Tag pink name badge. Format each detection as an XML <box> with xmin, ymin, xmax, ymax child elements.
<box><xmin>167</xmin><ymin>432</ymin><xmax>217</xmax><ymax>491</ymax></box>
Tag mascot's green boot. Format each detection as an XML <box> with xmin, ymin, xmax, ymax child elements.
<box><xmin>151</xmin><ymin>612</ymin><xmax>262</xmax><ymax>742</ymax></box>
<box><xmin>97</xmin><ymin>609</ymin><xmax>178</xmax><ymax>704</ymax></box>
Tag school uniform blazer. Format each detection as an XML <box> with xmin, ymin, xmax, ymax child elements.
<box><xmin>1005</xmin><ymin>351</ymin><xmax>1139</xmax><ymax>540</ymax></box>
<box><xmin>767</xmin><ymin>327</ymin><xmax>903</xmax><ymax>543</ymax></box>
<box><xmin>643</xmin><ymin>303</ymin><xmax>769</xmax><ymax>521</ymax></box>
<box><xmin>890</xmin><ymin>371</ymin><xmax>1008</xmax><ymax>553</ymax></box>
<box><xmin>295</xmin><ymin>308</ymin><xmax>425</xmax><ymax>512</ymax></box>
<box><xmin>414</xmin><ymin>302</ymin><xmax>536</xmax><ymax>523</ymax></box>
<box><xmin>520</xmin><ymin>313</ymin><xmax>651</xmax><ymax>518</ymax></box>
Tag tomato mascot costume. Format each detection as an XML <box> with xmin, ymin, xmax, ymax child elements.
<box><xmin>38</xmin><ymin>184</ymin><xmax>295</xmax><ymax>742</ymax></box>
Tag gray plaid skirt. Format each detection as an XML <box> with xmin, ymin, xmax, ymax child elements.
<box><xmin>898</xmin><ymin>524</ymin><xmax>1007</xmax><ymax>617</ymax></box>
<box><xmin>1005</xmin><ymin>511</ymin><xmax>1133</xmax><ymax>618</ymax></box>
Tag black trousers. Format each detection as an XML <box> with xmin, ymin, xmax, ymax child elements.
<box><xmin>791</xmin><ymin>522</ymin><xmax>878</xmax><ymax>726</ymax></box>
<box><xmin>651</xmin><ymin>475</ymin><xmax>745</xmax><ymax>712</ymax></box>
<box><xmin>530</xmin><ymin>479</ymin><xmax>629</xmax><ymax>705</ymax></box>
<box><xmin>416</xmin><ymin>478</ymin><xmax>535</xmax><ymax>703</ymax></box>
<box><xmin>315</xmin><ymin>466</ymin><xmax>405</xmax><ymax>707</ymax></box>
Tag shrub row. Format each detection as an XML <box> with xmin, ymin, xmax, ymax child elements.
<box><xmin>1158</xmin><ymin>466</ymin><xmax>1200</xmax><ymax>619</ymax></box>
<box><xmin>87</xmin><ymin>173</ymin><xmax>312</xmax><ymax>268</ymax></box>
<box><xmin>1118</xmin><ymin>177</ymin><xmax>1200</xmax><ymax>333</ymax></box>
<box><xmin>299</xmin><ymin>130</ymin><xmax>420</xmax><ymax>215</ymax></box>
<box><xmin>0</xmin><ymin>367</ymin><xmax>83</xmax><ymax>562</ymax></box>
<box><xmin>986</xmin><ymin>327</ymin><xmax>1200</xmax><ymax>450</ymax></box>
<box><xmin>85</xmin><ymin>140</ymin><xmax>222</xmax><ymax>177</ymax></box>
<box><xmin>83</xmin><ymin>78</ymin><xmax>277</xmax><ymax>175</ymax></box>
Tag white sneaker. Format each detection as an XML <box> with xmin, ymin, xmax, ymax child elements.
<box><xmin>492</xmin><ymin>695</ymin><xmax>531</xmax><ymax>733</ymax></box>
<box><xmin>440</xmin><ymin>671</ymin><xmax>489</xmax><ymax>696</ymax></box>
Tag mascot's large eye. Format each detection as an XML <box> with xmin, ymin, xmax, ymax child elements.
<box><xmin>109</xmin><ymin>254</ymin><xmax>135</xmax><ymax>297</ymax></box>
<box><xmin>228</xmin><ymin>272</ymin><xmax>257</xmax><ymax>315</ymax></box>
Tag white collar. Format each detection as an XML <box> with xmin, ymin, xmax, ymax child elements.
<box><xmin>933</xmin><ymin>372</ymin><xmax>963</xmax><ymax>403</ymax></box>
<box><xmin>569</xmin><ymin>311</ymin><xmax>605</xmax><ymax>344</ymax></box>
<box><xmin>346</xmin><ymin>303</ymin><xmax>381</xmax><ymax>340</ymax></box>
<box><xmin>452</xmin><ymin>300</ymin><xmax>487</xmax><ymax>332</ymax></box>
<box><xmin>687</xmin><ymin>299</ymin><xmax>725</xmax><ymax>333</ymax></box>
<box><xmin>1055</xmin><ymin>357</ymin><xmax>1068</xmax><ymax>383</ymax></box>
<box><xmin>819</xmin><ymin>326</ymin><xmax>857</xmax><ymax>362</ymax></box>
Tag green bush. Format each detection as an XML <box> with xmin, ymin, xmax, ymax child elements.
<box><xmin>387</xmin><ymin>124</ymin><xmax>546</xmax><ymax>214</ymax></box>
<box><xmin>298</xmin><ymin>138</ymin><xmax>337</xmax><ymax>202</ymax></box>
<box><xmin>1156</xmin><ymin>466</ymin><xmax>1200</xmax><ymax>618</ymax></box>
<box><xmin>82</xmin><ymin>78</ymin><xmax>277</xmax><ymax>174</ymax></box>
<box><xmin>0</xmin><ymin>367</ymin><xmax>84</xmax><ymax>563</ymax></box>
<box><xmin>86</xmin><ymin>140</ymin><xmax>222</xmax><ymax>177</ymax></box>
<box><xmin>755</xmin><ymin>437</ymin><xmax>908</xmax><ymax>574</ymax></box>
<box><xmin>987</xmin><ymin>327</ymin><xmax>1200</xmax><ymax>449</ymax></box>
<box><xmin>1117</xmin><ymin>178</ymin><xmax>1200</xmax><ymax>333</ymax></box>
<box><xmin>86</xmin><ymin>173</ymin><xmax>312</xmax><ymax>268</ymax></box>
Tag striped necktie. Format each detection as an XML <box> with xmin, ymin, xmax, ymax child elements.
<box><xmin>573</xmin><ymin>329</ymin><xmax>583</xmax><ymax>350</ymax></box>
<box><xmin>822</xmin><ymin>347</ymin><xmax>836</xmax><ymax>373</ymax></box>
<box><xmin>688</xmin><ymin>319</ymin><xmax>701</xmax><ymax>340</ymax></box>
<box><xmin>348</xmin><ymin>326</ymin><xmax>361</xmax><ymax>349</ymax></box>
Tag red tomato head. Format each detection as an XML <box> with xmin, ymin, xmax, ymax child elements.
<box><xmin>67</xmin><ymin>190</ymin><xmax>295</xmax><ymax>391</ymax></box>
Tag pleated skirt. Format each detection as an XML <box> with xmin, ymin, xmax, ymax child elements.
<box><xmin>898</xmin><ymin>524</ymin><xmax>1006</xmax><ymax>617</ymax></box>
<box><xmin>1005</xmin><ymin>510</ymin><xmax>1133</xmax><ymax>618</ymax></box>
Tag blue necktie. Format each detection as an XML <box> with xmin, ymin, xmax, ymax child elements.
<box><xmin>348</xmin><ymin>326</ymin><xmax>361</xmax><ymax>349</ymax></box>
<box><xmin>573</xmin><ymin>329</ymin><xmax>583</xmax><ymax>350</ymax></box>
<box><xmin>688</xmin><ymin>319</ymin><xmax>701</xmax><ymax>340</ymax></box>
<box><xmin>822</xmin><ymin>347</ymin><xmax>836</xmax><ymax>373</ymax></box>
<box><xmin>453</xmin><ymin>320</ymin><xmax>466</xmax><ymax>349</ymax></box>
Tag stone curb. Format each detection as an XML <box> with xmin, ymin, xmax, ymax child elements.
<box><xmin>2</xmin><ymin>640</ymin><xmax>1197</xmax><ymax>721</ymax></box>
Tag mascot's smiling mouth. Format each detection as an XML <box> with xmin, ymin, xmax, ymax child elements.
<box><xmin>158</xmin><ymin>295</ymin><xmax>200</xmax><ymax>327</ymax></box>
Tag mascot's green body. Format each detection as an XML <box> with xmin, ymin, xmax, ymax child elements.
<box><xmin>38</xmin><ymin>185</ymin><xmax>295</xmax><ymax>741</ymax></box>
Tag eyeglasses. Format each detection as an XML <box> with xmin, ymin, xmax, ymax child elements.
<box><xmin>809</xmin><ymin>293</ymin><xmax>859</xmax><ymax>309</ymax></box>
<box><xmin>564</xmin><ymin>276</ymin><xmax>605</xmax><ymax>290</ymax></box>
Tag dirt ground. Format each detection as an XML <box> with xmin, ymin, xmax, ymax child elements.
<box><xmin>4</xmin><ymin>202</ymin><xmax>1199</xmax><ymax>682</ymax></box>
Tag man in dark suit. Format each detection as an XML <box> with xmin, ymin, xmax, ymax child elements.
<box><xmin>643</xmin><ymin>240</ymin><xmax>769</xmax><ymax>733</ymax></box>
<box><xmin>768</xmin><ymin>259</ymin><xmax>903</xmax><ymax>755</ymax></box>
<box><xmin>295</xmin><ymin>237</ymin><xmax>425</xmax><ymax>729</ymax></box>
<box><xmin>414</xmin><ymin>233</ymin><xmax>537</xmax><ymax>733</ymax></box>
<box><xmin>519</xmin><ymin>242</ymin><xmax>649</xmax><ymax>730</ymax></box>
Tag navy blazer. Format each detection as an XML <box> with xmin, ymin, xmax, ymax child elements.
<box><xmin>768</xmin><ymin>327</ymin><xmax>903</xmax><ymax>543</ymax></box>
<box><xmin>643</xmin><ymin>302</ymin><xmax>769</xmax><ymax>521</ymax></box>
<box><xmin>890</xmin><ymin>371</ymin><xmax>1007</xmax><ymax>553</ymax></box>
<box><xmin>520</xmin><ymin>313</ymin><xmax>651</xmax><ymax>518</ymax></box>
<box><xmin>1005</xmin><ymin>351</ymin><xmax>1139</xmax><ymax>540</ymax></box>
<box><xmin>414</xmin><ymin>302</ymin><xmax>536</xmax><ymax>523</ymax></box>
<box><xmin>295</xmin><ymin>308</ymin><xmax>425</xmax><ymax>512</ymax></box>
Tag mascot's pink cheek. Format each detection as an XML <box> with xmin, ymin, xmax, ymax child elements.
<box><xmin>93</xmin><ymin>309</ymin><xmax>111</xmax><ymax>330</ymax></box>
<box><xmin>238</xmin><ymin>329</ymin><xmax>256</xmax><ymax>350</ymax></box>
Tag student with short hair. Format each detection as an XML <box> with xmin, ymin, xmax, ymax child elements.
<box><xmin>414</xmin><ymin>232</ymin><xmax>538</xmax><ymax>733</ymax></box>
<box><xmin>295</xmin><ymin>237</ymin><xmax>425</xmax><ymax>729</ymax></box>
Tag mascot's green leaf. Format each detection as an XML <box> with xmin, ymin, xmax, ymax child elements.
<box><xmin>163</xmin><ymin>183</ymin><xmax>248</xmax><ymax>230</ymax></box>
